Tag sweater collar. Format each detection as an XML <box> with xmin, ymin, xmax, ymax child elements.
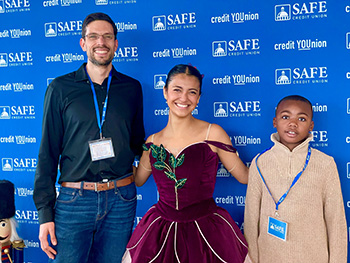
<box><xmin>270</xmin><ymin>132</ymin><xmax>313</xmax><ymax>153</ymax></box>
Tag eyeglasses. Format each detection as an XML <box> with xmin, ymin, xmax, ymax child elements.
<box><xmin>84</xmin><ymin>33</ymin><xmax>115</xmax><ymax>41</ymax></box>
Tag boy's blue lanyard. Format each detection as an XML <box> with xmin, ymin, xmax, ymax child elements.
<box><xmin>255</xmin><ymin>145</ymin><xmax>311</xmax><ymax>216</ymax></box>
<box><xmin>85</xmin><ymin>67</ymin><xmax>112</xmax><ymax>139</ymax></box>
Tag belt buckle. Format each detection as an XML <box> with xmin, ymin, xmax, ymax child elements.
<box><xmin>94</xmin><ymin>182</ymin><xmax>98</xmax><ymax>192</ymax></box>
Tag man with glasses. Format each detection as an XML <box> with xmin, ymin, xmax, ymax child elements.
<box><xmin>34</xmin><ymin>12</ymin><xmax>145</xmax><ymax>262</ymax></box>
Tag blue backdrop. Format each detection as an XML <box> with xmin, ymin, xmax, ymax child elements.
<box><xmin>0</xmin><ymin>1</ymin><xmax>349</xmax><ymax>262</ymax></box>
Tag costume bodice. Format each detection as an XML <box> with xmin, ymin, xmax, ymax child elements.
<box><xmin>144</xmin><ymin>141</ymin><xmax>236</xmax><ymax>211</ymax></box>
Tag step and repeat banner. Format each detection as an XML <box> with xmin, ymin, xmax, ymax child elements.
<box><xmin>1</xmin><ymin>0</ymin><xmax>350</xmax><ymax>262</ymax></box>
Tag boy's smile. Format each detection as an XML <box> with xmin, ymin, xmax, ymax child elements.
<box><xmin>273</xmin><ymin>99</ymin><xmax>314</xmax><ymax>151</ymax></box>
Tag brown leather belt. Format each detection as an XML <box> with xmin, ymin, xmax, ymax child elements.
<box><xmin>61</xmin><ymin>175</ymin><xmax>134</xmax><ymax>191</ymax></box>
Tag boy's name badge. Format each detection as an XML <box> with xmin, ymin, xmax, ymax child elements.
<box><xmin>267</xmin><ymin>216</ymin><xmax>288</xmax><ymax>241</ymax></box>
<box><xmin>89</xmin><ymin>138</ymin><xmax>115</xmax><ymax>161</ymax></box>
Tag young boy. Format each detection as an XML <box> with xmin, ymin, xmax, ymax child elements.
<box><xmin>244</xmin><ymin>95</ymin><xmax>347</xmax><ymax>263</ymax></box>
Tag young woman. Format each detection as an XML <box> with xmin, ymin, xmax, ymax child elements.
<box><xmin>123</xmin><ymin>64</ymin><xmax>249</xmax><ymax>263</ymax></box>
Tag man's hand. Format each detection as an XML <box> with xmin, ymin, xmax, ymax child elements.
<box><xmin>39</xmin><ymin>222</ymin><xmax>57</xmax><ymax>259</ymax></box>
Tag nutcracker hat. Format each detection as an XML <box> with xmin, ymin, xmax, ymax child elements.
<box><xmin>0</xmin><ymin>180</ymin><xmax>15</xmax><ymax>219</ymax></box>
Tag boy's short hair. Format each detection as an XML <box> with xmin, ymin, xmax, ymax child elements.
<box><xmin>276</xmin><ymin>95</ymin><xmax>313</xmax><ymax>118</ymax></box>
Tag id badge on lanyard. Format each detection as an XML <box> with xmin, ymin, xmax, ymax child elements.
<box><xmin>89</xmin><ymin>137</ymin><xmax>115</xmax><ymax>161</ymax></box>
<box><xmin>86</xmin><ymin>68</ymin><xmax>115</xmax><ymax>161</ymax></box>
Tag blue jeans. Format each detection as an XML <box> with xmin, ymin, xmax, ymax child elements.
<box><xmin>50</xmin><ymin>182</ymin><xmax>137</xmax><ymax>263</ymax></box>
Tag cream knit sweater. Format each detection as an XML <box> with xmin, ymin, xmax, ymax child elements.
<box><xmin>244</xmin><ymin>133</ymin><xmax>347</xmax><ymax>263</ymax></box>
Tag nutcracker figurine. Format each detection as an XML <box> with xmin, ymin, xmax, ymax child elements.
<box><xmin>0</xmin><ymin>180</ymin><xmax>25</xmax><ymax>263</ymax></box>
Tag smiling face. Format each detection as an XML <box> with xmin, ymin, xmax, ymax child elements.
<box><xmin>273</xmin><ymin>99</ymin><xmax>314</xmax><ymax>151</ymax></box>
<box><xmin>163</xmin><ymin>73</ymin><xmax>201</xmax><ymax>118</ymax></box>
<box><xmin>80</xmin><ymin>20</ymin><xmax>118</xmax><ymax>67</ymax></box>
<box><xmin>0</xmin><ymin>219</ymin><xmax>11</xmax><ymax>244</ymax></box>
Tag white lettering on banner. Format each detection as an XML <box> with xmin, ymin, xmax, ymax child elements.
<box><xmin>235</xmin><ymin>196</ymin><xmax>245</xmax><ymax>206</ymax></box>
<box><xmin>233</xmin><ymin>136</ymin><xmax>261</xmax><ymax>146</ymax></box>
<box><xmin>45</xmin><ymin>54</ymin><xmax>61</xmax><ymax>62</ymax></box>
<box><xmin>274</xmin><ymin>39</ymin><xmax>327</xmax><ymax>51</ymax></box>
<box><xmin>0</xmin><ymin>136</ymin><xmax>14</xmax><ymax>143</ymax></box>
<box><xmin>215</xmin><ymin>196</ymin><xmax>235</xmax><ymax>205</ymax></box>
<box><xmin>346</xmin><ymin>137</ymin><xmax>350</xmax><ymax>144</ymax></box>
<box><xmin>8</xmin><ymin>52</ymin><xmax>33</xmax><ymax>63</ymax></box>
<box><xmin>57</xmin><ymin>21</ymin><xmax>82</xmax><ymax>32</ymax></box>
<box><xmin>11</xmin><ymin>105</ymin><xmax>35</xmax><ymax>116</ymax></box>
<box><xmin>310</xmin><ymin>131</ymin><xmax>328</xmax><ymax>142</ymax></box>
<box><xmin>228</xmin><ymin>39</ymin><xmax>260</xmax><ymax>51</ymax></box>
<box><xmin>292</xmin><ymin>1</ymin><xmax>327</xmax><ymax>15</ymax></box>
<box><xmin>211</xmin><ymin>14</ymin><xmax>230</xmax><ymax>23</ymax></box>
<box><xmin>62</xmin><ymin>53</ymin><xmax>84</xmax><ymax>63</ymax></box>
<box><xmin>153</xmin><ymin>49</ymin><xmax>170</xmax><ymax>58</ymax></box>
<box><xmin>0</xmin><ymin>30</ymin><xmax>9</xmax><ymax>38</ymax></box>
<box><xmin>43</xmin><ymin>0</ymin><xmax>59</xmax><ymax>7</ymax></box>
<box><xmin>14</xmin><ymin>158</ymin><xmax>37</xmax><ymax>168</ymax></box>
<box><xmin>154</xmin><ymin>107</ymin><xmax>198</xmax><ymax>116</ymax></box>
<box><xmin>213</xmin><ymin>76</ymin><xmax>231</xmax><ymax>85</ymax></box>
<box><xmin>167</xmin><ymin>13</ymin><xmax>196</xmax><ymax>25</ymax></box>
<box><xmin>60</xmin><ymin>0</ymin><xmax>82</xmax><ymax>6</ymax></box>
<box><xmin>230</xmin><ymin>101</ymin><xmax>261</xmax><ymax>113</ymax></box>
<box><xmin>0</xmin><ymin>135</ymin><xmax>36</xmax><ymax>144</ymax></box>
<box><xmin>5</xmin><ymin>0</ymin><xmax>30</xmax><ymax>8</ymax></box>
<box><xmin>211</xmin><ymin>12</ymin><xmax>259</xmax><ymax>24</ymax></box>
<box><xmin>15</xmin><ymin>210</ymin><xmax>38</xmax><ymax>222</ymax></box>
<box><xmin>346</xmin><ymin>6</ymin><xmax>350</xmax><ymax>13</ymax></box>
<box><xmin>276</xmin><ymin>67</ymin><xmax>328</xmax><ymax>85</ymax></box>
<box><xmin>171</xmin><ymin>47</ymin><xmax>197</xmax><ymax>58</ymax></box>
<box><xmin>115</xmin><ymin>22</ymin><xmax>137</xmax><ymax>32</ymax></box>
<box><xmin>115</xmin><ymin>47</ymin><xmax>138</xmax><ymax>58</ymax></box>
<box><xmin>9</xmin><ymin>29</ymin><xmax>31</xmax><ymax>38</ymax></box>
<box><xmin>24</xmin><ymin>240</ymin><xmax>39</xmax><ymax>248</ymax></box>
<box><xmin>296</xmin><ymin>39</ymin><xmax>327</xmax><ymax>50</ymax></box>
<box><xmin>231</xmin><ymin>12</ymin><xmax>259</xmax><ymax>23</ymax></box>
<box><xmin>312</xmin><ymin>103</ymin><xmax>327</xmax><ymax>112</ymax></box>
<box><xmin>16</xmin><ymin>187</ymin><xmax>33</xmax><ymax>196</ymax></box>
<box><xmin>347</xmin><ymin>72</ymin><xmax>350</xmax><ymax>79</ymax></box>
<box><xmin>0</xmin><ymin>83</ymin><xmax>12</xmax><ymax>91</ymax></box>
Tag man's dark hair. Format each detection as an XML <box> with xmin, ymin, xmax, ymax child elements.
<box><xmin>82</xmin><ymin>12</ymin><xmax>117</xmax><ymax>39</ymax></box>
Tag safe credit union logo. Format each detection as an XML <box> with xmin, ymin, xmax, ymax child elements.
<box><xmin>275</xmin><ymin>4</ymin><xmax>291</xmax><ymax>21</ymax></box>
<box><xmin>0</xmin><ymin>0</ymin><xmax>31</xmax><ymax>13</ymax></box>
<box><xmin>275</xmin><ymin>68</ymin><xmax>291</xmax><ymax>85</ymax></box>
<box><xmin>0</xmin><ymin>53</ymin><xmax>8</xmax><ymax>67</ymax></box>
<box><xmin>154</xmin><ymin>74</ymin><xmax>167</xmax><ymax>89</ymax></box>
<box><xmin>212</xmin><ymin>41</ymin><xmax>227</xmax><ymax>57</ymax></box>
<box><xmin>212</xmin><ymin>38</ymin><xmax>260</xmax><ymax>57</ymax></box>
<box><xmin>152</xmin><ymin>12</ymin><xmax>196</xmax><ymax>31</ymax></box>
<box><xmin>214</xmin><ymin>101</ymin><xmax>261</xmax><ymax>118</ymax></box>
<box><xmin>45</xmin><ymin>23</ymin><xmax>57</xmax><ymax>37</ymax></box>
<box><xmin>214</xmin><ymin>102</ymin><xmax>228</xmax><ymax>117</ymax></box>
<box><xmin>275</xmin><ymin>66</ymin><xmax>328</xmax><ymax>85</ymax></box>
<box><xmin>275</xmin><ymin>2</ymin><xmax>327</xmax><ymax>21</ymax></box>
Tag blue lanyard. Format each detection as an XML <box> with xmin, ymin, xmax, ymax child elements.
<box><xmin>255</xmin><ymin>145</ymin><xmax>311</xmax><ymax>213</ymax></box>
<box><xmin>85</xmin><ymin>67</ymin><xmax>112</xmax><ymax>139</ymax></box>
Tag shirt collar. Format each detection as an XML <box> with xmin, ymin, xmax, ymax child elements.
<box><xmin>74</xmin><ymin>63</ymin><xmax>120</xmax><ymax>82</ymax></box>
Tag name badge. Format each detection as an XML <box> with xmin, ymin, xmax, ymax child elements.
<box><xmin>267</xmin><ymin>216</ymin><xmax>288</xmax><ymax>241</ymax></box>
<box><xmin>89</xmin><ymin>137</ymin><xmax>115</xmax><ymax>161</ymax></box>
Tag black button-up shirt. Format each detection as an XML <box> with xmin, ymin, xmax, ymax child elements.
<box><xmin>34</xmin><ymin>63</ymin><xmax>145</xmax><ymax>224</ymax></box>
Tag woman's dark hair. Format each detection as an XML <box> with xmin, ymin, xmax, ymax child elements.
<box><xmin>82</xmin><ymin>12</ymin><xmax>117</xmax><ymax>39</ymax></box>
<box><xmin>164</xmin><ymin>64</ymin><xmax>203</xmax><ymax>95</ymax></box>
